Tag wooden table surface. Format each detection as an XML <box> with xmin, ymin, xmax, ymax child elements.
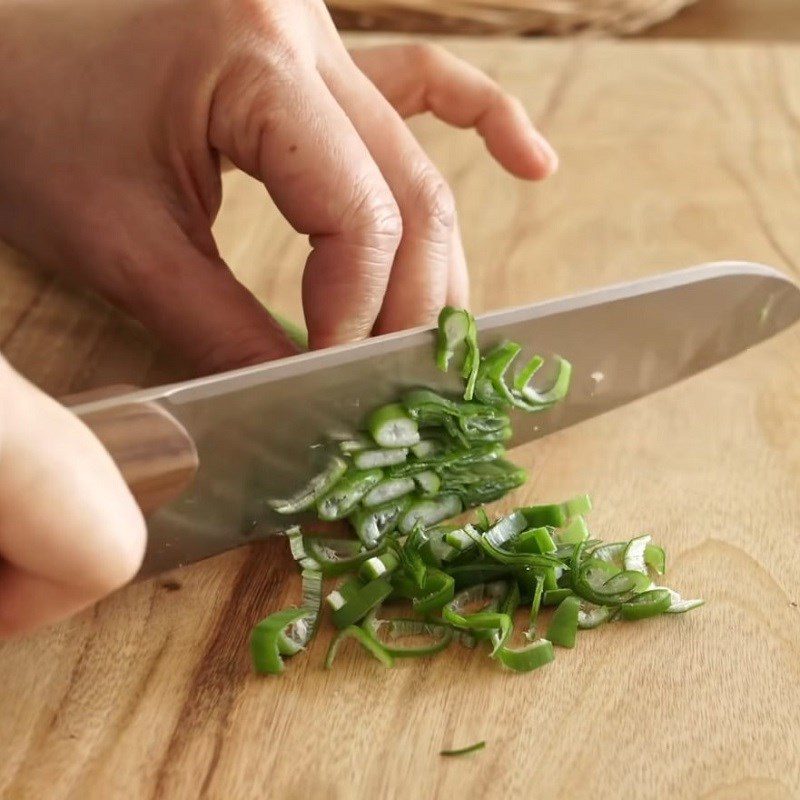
<box><xmin>1</xmin><ymin>36</ymin><xmax>800</xmax><ymax>800</ymax></box>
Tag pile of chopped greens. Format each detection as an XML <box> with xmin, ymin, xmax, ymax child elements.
<box><xmin>251</xmin><ymin>308</ymin><xmax>702</xmax><ymax>676</ymax></box>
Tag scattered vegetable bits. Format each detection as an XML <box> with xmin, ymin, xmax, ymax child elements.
<box><xmin>251</xmin><ymin>308</ymin><xmax>702</xmax><ymax>676</ymax></box>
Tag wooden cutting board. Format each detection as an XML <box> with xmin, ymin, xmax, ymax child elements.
<box><xmin>1</xmin><ymin>36</ymin><xmax>799</xmax><ymax>800</ymax></box>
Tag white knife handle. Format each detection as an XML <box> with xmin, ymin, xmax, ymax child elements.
<box><xmin>61</xmin><ymin>385</ymin><xmax>199</xmax><ymax>514</ymax></box>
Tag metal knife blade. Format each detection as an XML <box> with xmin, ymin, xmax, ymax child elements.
<box><xmin>71</xmin><ymin>261</ymin><xmax>800</xmax><ymax>577</ymax></box>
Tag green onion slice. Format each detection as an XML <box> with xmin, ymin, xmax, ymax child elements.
<box><xmin>577</xmin><ymin>601</ymin><xmax>613</xmax><ymax>629</ymax></box>
<box><xmin>368</xmin><ymin>403</ymin><xmax>421</xmax><ymax>448</ymax></box>
<box><xmin>546</xmin><ymin>595</ymin><xmax>581</xmax><ymax>648</ymax></box>
<box><xmin>331</xmin><ymin>577</ymin><xmax>393</xmax><ymax>629</ymax></box>
<box><xmin>619</xmin><ymin>588</ymin><xmax>672</xmax><ymax>620</ymax></box>
<box><xmin>252</xmin><ymin>608</ymin><xmax>310</xmax><ymax>675</ymax></box>
<box><xmin>317</xmin><ymin>468</ymin><xmax>383</xmax><ymax>521</ymax></box>
<box><xmin>440</xmin><ymin>741</ymin><xmax>486</xmax><ymax>757</ymax></box>
<box><xmin>350</xmin><ymin>496</ymin><xmax>410</xmax><ymax>548</ymax></box>
<box><xmin>354</xmin><ymin>448</ymin><xmax>409</xmax><ymax>470</ymax></box>
<box><xmin>399</xmin><ymin>494</ymin><xmax>462</xmax><ymax>534</ymax></box>
<box><xmin>645</xmin><ymin>544</ymin><xmax>666</xmax><ymax>575</ymax></box>
<box><xmin>303</xmin><ymin>537</ymin><xmax>384</xmax><ymax>577</ymax></box>
<box><xmin>436</xmin><ymin>306</ymin><xmax>471</xmax><ymax>373</ymax></box>
<box><xmin>325</xmin><ymin>625</ymin><xmax>394</xmax><ymax>669</ymax></box>
<box><xmin>662</xmin><ymin>587</ymin><xmax>705</xmax><ymax>614</ymax></box>
<box><xmin>364</xmin><ymin>610</ymin><xmax>453</xmax><ymax>658</ymax></box>
<box><xmin>412</xmin><ymin>568</ymin><xmax>455</xmax><ymax>614</ymax></box>
<box><xmin>623</xmin><ymin>534</ymin><xmax>652</xmax><ymax>576</ymax></box>
<box><xmin>269</xmin><ymin>456</ymin><xmax>348</xmax><ymax>514</ymax></box>
<box><xmin>362</xmin><ymin>477</ymin><xmax>416</xmax><ymax>508</ymax></box>
<box><xmin>559</xmin><ymin>516</ymin><xmax>589</xmax><ymax>545</ymax></box>
<box><xmin>360</xmin><ymin>551</ymin><xmax>400</xmax><ymax>581</ymax></box>
<box><xmin>494</xmin><ymin>637</ymin><xmax>555</xmax><ymax>673</ymax></box>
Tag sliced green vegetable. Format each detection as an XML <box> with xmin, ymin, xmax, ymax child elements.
<box><xmin>645</xmin><ymin>544</ymin><xmax>666</xmax><ymax>575</ymax></box>
<box><xmin>252</xmin><ymin>607</ymin><xmax>311</xmax><ymax>675</ymax></box>
<box><xmin>547</xmin><ymin>595</ymin><xmax>581</xmax><ymax>648</ymax></box>
<box><xmin>331</xmin><ymin>578</ymin><xmax>393</xmax><ymax>628</ymax></box>
<box><xmin>440</xmin><ymin>741</ymin><xmax>486</xmax><ymax>757</ymax></box>
<box><xmin>368</xmin><ymin>403</ymin><xmax>420</xmax><ymax>448</ymax></box>
<box><xmin>317</xmin><ymin>468</ymin><xmax>383</xmax><ymax>521</ymax></box>
<box><xmin>412</xmin><ymin>569</ymin><xmax>455</xmax><ymax>614</ymax></box>
<box><xmin>269</xmin><ymin>456</ymin><xmax>348</xmax><ymax>514</ymax></box>
<box><xmin>663</xmin><ymin>587</ymin><xmax>705</xmax><ymax>614</ymax></box>
<box><xmin>494</xmin><ymin>637</ymin><xmax>555</xmax><ymax>673</ymax></box>
<box><xmin>304</xmin><ymin>537</ymin><xmax>384</xmax><ymax>577</ymax></box>
<box><xmin>363</xmin><ymin>477</ymin><xmax>415</xmax><ymax>508</ymax></box>
<box><xmin>413</xmin><ymin>470</ymin><xmax>442</xmax><ymax>496</ymax></box>
<box><xmin>577</xmin><ymin>601</ymin><xmax>614</xmax><ymax>629</ymax></box>
<box><xmin>350</xmin><ymin>496</ymin><xmax>410</xmax><ymax>547</ymax></box>
<box><xmin>399</xmin><ymin>494</ymin><xmax>462</xmax><ymax>534</ymax></box>
<box><xmin>360</xmin><ymin>551</ymin><xmax>400</xmax><ymax>581</ymax></box>
<box><xmin>620</xmin><ymin>588</ymin><xmax>672</xmax><ymax>620</ymax></box>
<box><xmin>542</xmin><ymin>588</ymin><xmax>573</xmax><ymax>606</ymax></box>
<box><xmin>354</xmin><ymin>448</ymin><xmax>409</xmax><ymax>470</ymax></box>
<box><xmin>325</xmin><ymin>625</ymin><xmax>394</xmax><ymax>669</ymax></box>
<box><xmin>365</xmin><ymin>610</ymin><xmax>453</xmax><ymax>658</ymax></box>
<box><xmin>623</xmin><ymin>534</ymin><xmax>652</xmax><ymax>576</ymax></box>
<box><xmin>559</xmin><ymin>516</ymin><xmax>589</xmax><ymax>545</ymax></box>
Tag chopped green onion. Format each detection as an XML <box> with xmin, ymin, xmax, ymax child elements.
<box><xmin>354</xmin><ymin>448</ymin><xmax>409</xmax><ymax>470</ymax></box>
<box><xmin>331</xmin><ymin>578</ymin><xmax>393</xmax><ymax>628</ymax></box>
<box><xmin>317</xmin><ymin>468</ymin><xmax>383</xmax><ymax>520</ymax></box>
<box><xmin>514</xmin><ymin>526</ymin><xmax>557</xmax><ymax>555</ymax></box>
<box><xmin>577</xmin><ymin>601</ymin><xmax>613</xmax><ymax>629</ymax></box>
<box><xmin>253</xmin><ymin>305</ymin><xmax>704</xmax><ymax>679</ymax></box>
<box><xmin>365</xmin><ymin>610</ymin><xmax>454</xmax><ymax>658</ymax></box>
<box><xmin>440</xmin><ymin>741</ymin><xmax>485</xmax><ymax>757</ymax></box>
<box><xmin>413</xmin><ymin>470</ymin><xmax>442</xmax><ymax>496</ymax></box>
<box><xmin>334</xmin><ymin>433</ymin><xmax>372</xmax><ymax>454</ymax></box>
<box><xmin>325</xmin><ymin>625</ymin><xmax>394</xmax><ymax>669</ymax></box>
<box><xmin>546</xmin><ymin>595</ymin><xmax>581</xmax><ymax>648</ymax></box>
<box><xmin>623</xmin><ymin>534</ymin><xmax>652</xmax><ymax>576</ymax></box>
<box><xmin>251</xmin><ymin>608</ymin><xmax>310</xmax><ymax>675</ymax></box>
<box><xmin>350</xmin><ymin>496</ymin><xmax>410</xmax><ymax>547</ymax></box>
<box><xmin>360</xmin><ymin>551</ymin><xmax>400</xmax><ymax>581</ymax></box>
<box><xmin>662</xmin><ymin>587</ymin><xmax>705</xmax><ymax>614</ymax></box>
<box><xmin>399</xmin><ymin>494</ymin><xmax>462</xmax><ymax>534</ymax></box>
<box><xmin>542</xmin><ymin>588</ymin><xmax>573</xmax><ymax>606</ymax></box>
<box><xmin>362</xmin><ymin>477</ymin><xmax>415</xmax><ymax>508</ymax></box>
<box><xmin>436</xmin><ymin>307</ymin><xmax>470</xmax><ymax>372</ymax></box>
<box><xmin>484</xmin><ymin>510</ymin><xmax>529</xmax><ymax>548</ymax></box>
<box><xmin>303</xmin><ymin>537</ymin><xmax>384</xmax><ymax>578</ymax></box>
<box><xmin>368</xmin><ymin>403</ymin><xmax>420</xmax><ymax>448</ymax></box>
<box><xmin>269</xmin><ymin>456</ymin><xmax>348</xmax><ymax>514</ymax></box>
<box><xmin>412</xmin><ymin>569</ymin><xmax>455</xmax><ymax>614</ymax></box>
<box><xmin>619</xmin><ymin>588</ymin><xmax>672</xmax><ymax>620</ymax></box>
<box><xmin>645</xmin><ymin>544</ymin><xmax>666</xmax><ymax>575</ymax></box>
<box><xmin>494</xmin><ymin>637</ymin><xmax>555</xmax><ymax>673</ymax></box>
<box><xmin>559</xmin><ymin>516</ymin><xmax>590</xmax><ymax>545</ymax></box>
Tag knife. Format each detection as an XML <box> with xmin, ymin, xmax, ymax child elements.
<box><xmin>68</xmin><ymin>261</ymin><xmax>800</xmax><ymax>578</ymax></box>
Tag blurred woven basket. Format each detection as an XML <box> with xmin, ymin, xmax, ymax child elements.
<box><xmin>329</xmin><ymin>0</ymin><xmax>699</xmax><ymax>35</ymax></box>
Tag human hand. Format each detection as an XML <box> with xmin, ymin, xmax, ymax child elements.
<box><xmin>0</xmin><ymin>0</ymin><xmax>557</xmax><ymax>374</ymax></box>
<box><xmin>0</xmin><ymin>357</ymin><xmax>146</xmax><ymax>637</ymax></box>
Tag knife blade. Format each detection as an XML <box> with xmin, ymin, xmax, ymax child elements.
<box><xmin>70</xmin><ymin>261</ymin><xmax>800</xmax><ymax>577</ymax></box>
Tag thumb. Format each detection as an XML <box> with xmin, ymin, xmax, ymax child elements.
<box><xmin>96</xmin><ymin>213</ymin><xmax>300</xmax><ymax>375</ymax></box>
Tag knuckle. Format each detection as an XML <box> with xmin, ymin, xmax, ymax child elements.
<box><xmin>343</xmin><ymin>185</ymin><xmax>404</xmax><ymax>255</ymax></box>
<box><xmin>406</xmin><ymin>41</ymin><xmax>446</xmax><ymax>71</ymax></box>
<box><xmin>410</xmin><ymin>169</ymin><xmax>456</xmax><ymax>236</ymax></box>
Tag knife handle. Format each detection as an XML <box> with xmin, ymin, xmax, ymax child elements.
<box><xmin>61</xmin><ymin>385</ymin><xmax>199</xmax><ymax>515</ymax></box>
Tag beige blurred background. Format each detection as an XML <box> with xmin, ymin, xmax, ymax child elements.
<box><xmin>328</xmin><ymin>0</ymin><xmax>800</xmax><ymax>39</ymax></box>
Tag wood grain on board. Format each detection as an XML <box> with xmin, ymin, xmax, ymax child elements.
<box><xmin>1</xmin><ymin>37</ymin><xmax>799</xmax><ymax>800</ymax></box>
